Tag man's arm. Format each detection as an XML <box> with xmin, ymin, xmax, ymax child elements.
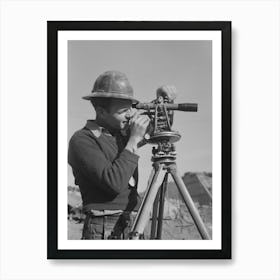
<box><xmin>68</xmin><ymin>132</ymin><xmax>139</xmax><ymax>196</ymax></box>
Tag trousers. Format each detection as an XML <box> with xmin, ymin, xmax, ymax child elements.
<box><xmin>82</xmin><ymin>211</ymin><xmax>138</xmax><ymax>240</ymax></box>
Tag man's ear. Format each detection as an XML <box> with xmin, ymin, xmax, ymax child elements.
<box><xmin>95</xmin><ymin>106</ymin><xmax>106</xmax><ymax>117</ymax></box>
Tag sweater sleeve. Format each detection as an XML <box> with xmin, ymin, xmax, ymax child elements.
<box><xmin>68</xmin><ymin>132</ymin><xmax>139</xmax><ymax>196</ymax></box>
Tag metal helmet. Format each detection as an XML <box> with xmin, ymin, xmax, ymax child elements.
<box><xmin>83</xmin><ymin>70</ymin><xmax>139</xmax><ymax>104</ymax></box>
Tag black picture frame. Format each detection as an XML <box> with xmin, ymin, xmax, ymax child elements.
<box><xmin>47</xmin><ymin>21</ymin><xmax>231</xmax><ymax>259</ymax></box>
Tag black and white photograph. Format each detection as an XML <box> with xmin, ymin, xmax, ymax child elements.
<box><xmin>48</xmin><ymin>21</ymin><xmax>231</xmax><ymax>259</ymax></box>
<box><xmin>68</xmin><ymin>40</ymin><xmax>213</xmax><ymax>241</ymax></box>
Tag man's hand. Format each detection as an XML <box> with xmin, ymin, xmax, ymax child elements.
<box><xmin>156</xmin><ymin>85</ymin><xmax>177</xmax><ymax>102</ymax></box>
<box><xmin>129</xmin><ymin>111</ymin><xmax>150</xmax><ymax>142</ymax></box>
<box><xmin>125</xmin><ymin>111</ymin><xmax>150</xmax><ymax>154</ymax></box>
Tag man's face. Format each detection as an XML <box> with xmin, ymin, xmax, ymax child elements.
<box><xmin>103</xmin><ymin>99</ymin><xmax>133</xmax><ymax>131</ymax></box>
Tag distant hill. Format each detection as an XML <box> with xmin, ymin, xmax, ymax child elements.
<box><xmin>166</xmin><ymin>172</ymin><xmax>212</xmax><ymax>206</ymax></box>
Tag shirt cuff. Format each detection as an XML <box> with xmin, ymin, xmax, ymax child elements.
<box><xmin>122</xmin><ymin>148</ymin><xmax>140</xmax><ymax>163</ymax></box>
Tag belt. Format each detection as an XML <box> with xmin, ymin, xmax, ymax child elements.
<box><xmin>85</xmin><ymin>210</ymin><xmax>138</xmax><ymax>239</ymax></box>
<box><xmin>89</xmin><ymin>209</ymin><xmax>124</xmax><ymax>216</ymax></box>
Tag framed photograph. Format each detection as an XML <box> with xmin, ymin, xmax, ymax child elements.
<box><xmin>48</xmin><ymin>21</ymin><xmax>231</xmax><ymax>259</ymax></box>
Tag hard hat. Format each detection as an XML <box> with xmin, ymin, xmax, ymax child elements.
<box><xmin>83</xmin><ymin>70</ymin><xmax>139</xmax><ymax>104</ymax></box>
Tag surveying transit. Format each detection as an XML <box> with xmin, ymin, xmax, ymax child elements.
<box><xmin>129</xmin><ymin>88</ymin><xmax>211</xmax><ymax>240</ymax></box>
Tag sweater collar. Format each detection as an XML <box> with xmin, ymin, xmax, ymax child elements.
<box><xmin>85</xmin><ymin>120</ymin><xmax>113</xmax><ymax>138</ymax></box>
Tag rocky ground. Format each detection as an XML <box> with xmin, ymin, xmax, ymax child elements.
<box><xmin>67</xmin><ymin>172</ymin><xmax>212</xmax><ymax>240</ymax></box>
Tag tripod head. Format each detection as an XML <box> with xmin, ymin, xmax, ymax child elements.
<box><xmin>132</xmin><ymin>92</ymin><xmax>198</xmax><ymax>163</ymax></box>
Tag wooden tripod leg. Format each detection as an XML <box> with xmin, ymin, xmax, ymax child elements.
<box><xmin>149</xmin><ymin>167</ymin><xmax>158</xmax><ymax>239</ymax></box>
<box><xmin>150</xmin><ymin>173</ymin><xmax>168</xmax><ymax>239</ymax></box>
<box><xmin>156</xmin><ymin>173</ymin><xmax>168</xmax><ymax>239</ymax></box>
<box><xmin>169</xmin><ymin>165</ymin><xmax>211</xmax><ymax>240</ymax></box>
<box><xmin>130</xmin><ymin>164</ymin><xmax>165</xmax><ymax>240</ymax></box>
<box><xmin>150</xmin><ymin>188</ymin><xmax>160</xmax><ymax>239</ymax></box>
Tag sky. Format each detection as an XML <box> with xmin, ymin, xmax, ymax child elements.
<box><xmin>68</xmin><ymin>40</ymin><xmax>212</xmax><ymax>192</ymax></box>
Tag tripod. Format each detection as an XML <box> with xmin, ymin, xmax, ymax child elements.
<box><xmin>130</xmin><ymin>134</ymin><xmax>211</xmax><ymax>240</ymax></box>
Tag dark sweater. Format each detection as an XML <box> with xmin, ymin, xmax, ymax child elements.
<box><xmin>68</xmin><ymin>120</ymin><xmax>141</xmax><ymax>212</ymax></box>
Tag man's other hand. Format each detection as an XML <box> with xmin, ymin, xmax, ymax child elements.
<box><xmin>156</xmin><ymin>85</ymin><xmax>177</xmax><ymax>102</ymax></box>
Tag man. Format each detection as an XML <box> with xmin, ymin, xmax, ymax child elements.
<box><xmin>68</xmin><ymin>70</ymin><xmax>150</xmax><ymax>239</ymax></box>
